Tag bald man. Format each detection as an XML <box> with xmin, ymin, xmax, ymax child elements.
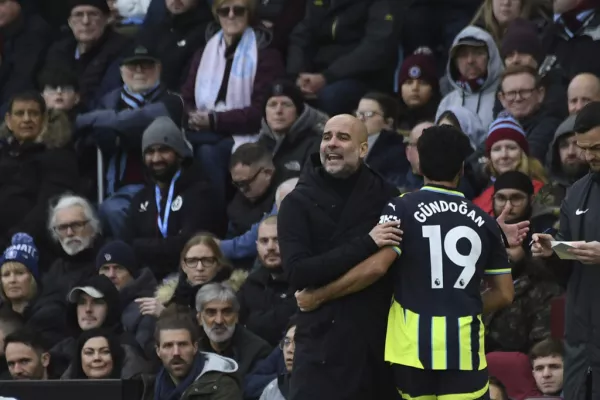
<box><xmin>278</xmin><ymin>114</ymin><xmax>400</xmax><ymax>400</ymax></box>
<box><xmin>568</xmin><ymin>73</ymin><xmax>600</xmax><ymax>115</ymax></box>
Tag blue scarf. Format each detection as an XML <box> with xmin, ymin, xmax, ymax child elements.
<box><xmin>154</xmin><ymin>353</ymin><xmax>206</xmax><ymax>400</ymax></box>
<box><xmin>120</xmin><ymin>82</ymin><xmax>162</xmax><ymax>109</ymax></box>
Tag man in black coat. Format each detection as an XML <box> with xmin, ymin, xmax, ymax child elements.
<box><xmin>278</xmin><ymin>114</ymin><xmax>401</xmax><ymax>400</ymax></box>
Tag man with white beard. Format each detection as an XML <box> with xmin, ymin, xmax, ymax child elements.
<box><xmin>195</xmin><ymin>283</ymin><xmax>272</xmax><ymax>380</ymax></box>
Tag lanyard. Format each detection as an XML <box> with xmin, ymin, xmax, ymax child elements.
<box><xmin>155</xmin><ymin>170</ymin><xmax>181</xmax><ymax>238</ymax></box>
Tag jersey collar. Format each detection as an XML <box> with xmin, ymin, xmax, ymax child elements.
<box><xmin>421</xmin><ymin>185</ymin><xmax>465</xmax><ymax>198</ymax></box>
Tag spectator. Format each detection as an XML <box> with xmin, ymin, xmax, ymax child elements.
<box><xmin>181</xmin><ymin>0</ymin><xmax>284</xmax><ymax>202</ymax></box>
<box><xmin>473</xmin><ymin>114</ymin><xmax>547</xmax><ymax>214</ymax></box>
<box><xmin>436</xmin><ymin>105</ymin><xmax>487</xmax><ymax>150</ymax></box>
<box><xmin>135</xmin><ymin>0</ymin><xmax>213</xmax><ymax>91</ymax></box>
<box><xmin>437</xmin><ymin>25</ymin><xmax>504</xmax><ymax>129</ymax></box>
<box><xmin>530</xmin><ymin>338</ymin><xmax>565</xmax><ymax>397</ymax></box>
<box><xmin>196</xmin><ymin>282</ymin><xmax>272</xmax><ymax>380</ymax></box>
<box><xmin>0</xmin><ymin>308</ymin><xmax>24</xmax><ymax>376</ymax></box>
<box><xmin>257</xmin><ymin>80</ymin><xmax>326</xmax><ymax>176</ymax></box>
<box><xmin>143</xmin><ymin>314</ymin><xmax>242</xmax><ymax>400</ymax></box>
<box><xmin>39</xmin><ymin>68</ymin><xmax>84</xmax><ymax>116</ymax></box>
<box><xmin>42</xmin><ymin>0</ymin><xmax>132</xmax><ymax>108</ymax></box>
<box><xmin>69</xmin><ymin>328</ymin><xmax>126</xmax><ymax>379</ymax></box>
<box><xmin>487</xmin><ymin>351</ymin><xmax>543</xmax><ymax>400</ymax></box>
<box><xmin>485</xmin><ymin>172</ymin><xmax>563</xmax><ymax>353</ymax></box>
<box><xmin>238</xmin><ymin>216</ymin><xmax>296</xmax><ymax>346</ymax></box>
<box><xmin>0</xmin><ymin>234</ymin><xmax>66</xmax><ymax>349</ymax></box>
<box><xmin>567</xmin><ymin>72</ymin><xmax>600</xmax><ymax>115</ymax></box>
<box><xmin>123</xmin><ymin>117</ymin><xmax>224</xmax><ymax>281</ymax></box>
<box><xmin>76</xmin><ymin>45</ymin><xmax>185</xmax><ymax>239</ymax></box>
<box><xmin>4</xmin><ymin>329</ymin><xmax>54</xmax><ymax>380</ymax></box>
<box><xmin>396</xmin><ymin>50</ymin><xmax>441</xmax><ymax>131</ymax></box>
<box><xmin>255</xmin><ymin>0</ymin><xmax>306</xmax><ymax>56</ymax></box>
<box><xmin>287</xmin><ymin>0</ymin><xmax>402</xmax><ymax>116</ymax></box>
<box><xmin>0</xmin><ymin>0</ymin><xmax>52</xmax><ymax>115</ymax></box>
<box><xmin>0</xmin><ymin>91</ymin><xmax>79</xmax><ymax>260</ymax></box>
<box><xmin>96</xmin><ymin>240</ymin><xmax>157</xmax><ymax>355</ymax></box>
<box><xmin>498</xmin><ymin>65</ymin><xmax>562</xmax><ymax>161</ymax></box>
<box><xmin>356</xmin><ymin>92</ymin><xmax>410</xmax><ymax>188</ymax></box>
<box><xmin>489</xmin><ymin>376</ymin><xmax>509</xmax><ymax>400</ymax></box>
<box><xmin>244</xmin><ymin>346</ymin><xmax>285</xmax><ymax>399</ymax></box>
<box><xmin>259</xmin><ymin>319</ymin><xmax>296</xmax><ymax>400</ymax></box>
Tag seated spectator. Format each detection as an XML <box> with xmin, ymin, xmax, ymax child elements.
<box><xmin>123</xmin><ymin>117</ymin><xmax>224</xmax><ymax>280</ymax></box>
<box><xmin>143</xmin><ymin>314</ymin><xmax>242</xmax><ymax>400</ymax></box>
<box><xmin>437</xmin><ymin>26</ymin><xmax>503</xmax><ymax>129</ymax></box>
<box><xmin>42</xmin><ymin>0</ymin><xmax>132</xmax><ymax>108</ymax></box>
<box><xmin>96</xmin><ymin>240</ymin><xmax>157</xmax><ymax>355</ymax></box>
<box><xmin>0</xmin><ymin>0</ymin><xmax>53</xmax><ymax>115</ymax></box>
<box><xmin>238</xmin><ymin>216</ymin><xmax>296</xmax><ymax>346</ymax></box>
<box><xmin>436</xmin><ymin>105</ymin><xmax>486</xmax><ymax>150</ymax></box>
<box><xmin>487</xmin><ymin>351</ymin><xmax>543</xmax><ymax>400</ymax></box>
<box><xmin>69</xmin><ymin>328</ymin><xmax>126</xmax><ymax>379</ymax></box>
<box><xmin>4</xmin><ymin>328</ymin><xmax>55</xmax><ymax>380</ymax></box>
<box><xmin>567</xmin><ymin>72</ymin><xmax>600</xmax><ymax>115</ymax></box>
<box><xmin>355</xmin><ymin>92</ymin><xmax>409</xmax><ymax>188</ymax></box>
<box><xmin>396</xmin><ymin>50</ymin><xmax>441</xmax><ymax>131</ymax></box>
<box><xmin>257</xmin><ymin>80</ymin><xmax>326</xmax><ymax>176</ymax></box>
<box><xmin>76</xmin><ymin>45</ymin><xmax>184</xmax><ymax>239</ymax></box>
<box><xmin>0</xmin><ymin>92</ymin><xmax>79</xmax><ymax>261</ymax></box>
<box><xmin>287</xmin><ymin>0</ymin><xmax>400</xmax><ymax>116</ymax></box>
<box><xmin>181</xmin><ymin>0</ymin><xmax>284</xmax><ymax>202</ymax></box>
<box><xmin>243</xmin><ymin>346</ymin><xmax>285</xmax><ymax>400</ymax></box>
<box><xmin>259</xmin><ymin>319</ymin><xmax>295</xmax><ymax>400</ymax></box>
<box><xmin>39</xmin><ymin>68</ymin><xmax>84</xmax><ymax>117</ymax></box>
<box><xmin>196</xmin><ymin>283</ymin><xmax>272</xmax><ymax>380</ymax></box>
<box><xmin>485</xmin><ymin>172</ymin><xmax>563</xmax><ymax>353</ymax></box>
<box><xmin>489</xmin><ymin>376</ymin><xmax>509</xmax><ymax>400</ymax></box>
<box><xmin>0</xmin><ymin>310</ymin><xmax>23</xmax><ymax>379</ymax></box>
<box><xmin>530</xmin><ymin>338</ymin><xmax>565</xmax><ymax>397</ymax></box>
<box><xmin>498</xmin><ymin>65</ymin><xmax>562</xmax><ymax>160</ymax></box>
<box><xmin>53</xmin><ymin>275</ymin><xmax>147</xmax><ymax>378</ymax></box>
<box><xmin>136</xmin><ymin>0</ymin><xmax>213</xmax><ymax>91</ymax></box>
<box><xmin>473</xmin><ymin>114</ymin><xmax>547</xmax><ymax>214</ymax></box>
<box><xmin>0</xmin><ymin>234</ymin><xmax>66</xmax><ymax>349</ymax></box>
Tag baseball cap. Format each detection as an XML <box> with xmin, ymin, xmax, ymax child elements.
<box><xmin>121</xmin><ymin>45</ymin><xmax>160</xmax><ymax>66</ymax></box>
<box><xmin>68</xmin><ymin>286</ymin><xmax>104</xmax><ymax>303</ymax></box>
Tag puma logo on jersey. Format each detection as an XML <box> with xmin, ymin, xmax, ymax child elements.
<box><xmin>388</xmin><ymin>202</ymin><xmax>396</xmax><ymax>211</ymax></box>
<box><xmin>139</xmin><ymin>201</ymin><xmax>148</xmax><ymax>212</ymax></box>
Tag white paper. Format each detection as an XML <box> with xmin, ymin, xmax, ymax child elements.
<box><xmin>551</xmin><ymin>241</ymin><xmax>584</xmax><ymax>260</ymax></box>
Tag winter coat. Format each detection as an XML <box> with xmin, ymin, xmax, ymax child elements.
<box><xmin>238</xmin><ymin>267</ymin><xmax>296</xmax><ymax>346</ymax></box>
<box><xmin>181</xmin><ymin>24</ymin><xmax>285</xmax><ymax>135</ymax></box>
<box><xmin>436</xmin><ymin>105</ymin><xmax>487</xmax><ymax>150</ymax></box>
<box><xmin>286</xmin><ymin>0</ymin><xmax>403</xmax><ymax>91</ymax></box>
<box><xmin>256</xmin><ymin>104</ymin><xmax>326</xmax><ymax>176</ymax></box>
<box><xmin>120</xmin><ymin>268</ymin><xmax>157</xmax><ymax>354</ymax></box>
<box><xmin>518</xmin><ymin>106</ymin><xmax>562</xmax><ymax>162</ymax></box>
<box><xmin>365</xmin><ymin>130</ymin><xmax>410</xmax><ymax>188</ymax></box>
<box><xmin>259</xmin><ymin>375</ymin><xmax>290</xmax><ymax>400</ymax></box>
<box><xmin>436</xmin><ymin>26</ymin><xmax>504</xmax><ymax>129</ymax></box>
<box><xmin>243</xmin><ymin>347</ymin><xmax>286</xmax><ymax>400</ymax></box>
<box><xmin>123</xmin><ymin>161</ymin><xmax>225</xmax><ymax>280</ymax></box>
<box><xmin>258</xmin><ymin>0</ymin><xmax>307</xmax><ymax>55</ymax></box>
<box><xmin>0</xmin><ymin>110</ymin><xmax>79</xmax><ymax>257</ymax></box>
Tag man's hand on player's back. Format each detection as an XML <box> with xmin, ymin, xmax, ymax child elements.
<box><xmin>370</xmin><ymin>221</ymin><xmax>403</xmax><ymax>247</ymax></box>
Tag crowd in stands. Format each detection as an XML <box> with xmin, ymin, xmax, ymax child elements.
<box><xmin>1</xmin><ymin>0</ymin><xmax>600</xmax><ymax>398</ymax></box>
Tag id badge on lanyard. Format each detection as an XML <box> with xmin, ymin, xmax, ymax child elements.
<box><xmin>155</xmin><ymin>170</ymin><xmax>182</xmax><ymax>238</ymax></box>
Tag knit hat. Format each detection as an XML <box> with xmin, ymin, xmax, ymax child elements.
<box><xmin>494</xmin><ymin>171</ymin><xmax>534</xmax><ymax>195</ymax></box>
<box><xmin>398</xmin><ymin>51</ymin><xmax>438</xmax><ymax>89</ymax></box>
<box><xmin>142</xmin><ymin>116</ymin><xmax>193</xmax><ymax>158</ymax></box>
<box><xmin>96</xmin><ymin>240</ymin><xmax>138</xmax><ymax>277</ymax></box>
<box><xmin>69</xmin><ymin>0</ymin><xmax>110</xmax><ymax>14</ymax></box>
<box><xmin>264</xmin><ymin>80</ymin><xmax>305</xmax><ymax>116</ymax></box>
<box><xmin>486</xmin><ymin>112</ymin><xmax>529</xmax><ymax>155</ymax></box>
<box><xmin>0</xmin><ymin>233</ymin><xmax>39</xmax><ymax>282</ymax></box>
<box><xmin>500</xmin><ymin>19</ymin><xmax>544</xmax><ymax>65</ymax></box>
<box><xmin>574</xmin><ymin>101</ymin><xmax>600</xmax><ymax>133</ymax></box>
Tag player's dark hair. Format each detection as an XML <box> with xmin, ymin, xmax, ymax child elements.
<box><xmin>529</xmin><ymin>338</ymin><xmax>565</xmax><ymax>364</ymax></box>
<box><xmin>417</xmin><ymin>125</ymin><xmax>472</xmax><ymax>182</ymax></box>
<box><xmin>489</xmin><ymin>376</ymin><xmax>508</xmax><ymax>400</ymax></box>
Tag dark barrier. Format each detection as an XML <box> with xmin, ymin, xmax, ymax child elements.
<box><xmin>0</xmin><ymin>379</ymin><xmax>144</xmax><ymax>400</ymax></box>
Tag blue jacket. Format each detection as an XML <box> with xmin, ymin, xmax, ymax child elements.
<box><xmin>221</xmin><ymin>203</ymin><xmax>277</xmax><ymax>260</ymax></box>
<box><xmin>243</xmin><ymin>347</ymin><xmax>286</xmax><ymax>400</ymax></box>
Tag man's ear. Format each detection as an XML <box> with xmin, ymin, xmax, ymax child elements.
<box><xmin>41</xmin><ymin>352</ymin><xmax>51</xmax><ymax>368</ymax></box>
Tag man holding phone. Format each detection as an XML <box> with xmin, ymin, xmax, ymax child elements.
<box><xmin>532</xmin><ymin>101</ymin><xmax>600</xmax><ymax>400</ymax></box>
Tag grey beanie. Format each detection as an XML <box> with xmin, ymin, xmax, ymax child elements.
<box><xmin>142</xmin><ymin>117</ymin><xmax>193</xmax><ymax>158</ymax></box>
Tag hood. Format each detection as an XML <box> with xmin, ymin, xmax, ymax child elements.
<box><xmin>259</xmin><ymin>104</ymin><xmax>327</xmax><ymax>146</ymax></box>
<box><xmin>447</xmin><ymin>26</ymin><xmax>503</xmax><ymax>92</ymax></box>
<box><xmin>437</xmin><ymin>105</ymin><xmax>486</xmax><ymax>149</ymax></box>
<box><xmin>197</xmin><ymin>352</ymin><xmax>238</xmax><ymax>377</ymax></box>
<box><xmin>0</xmin><ymin>109</ymin><xmax>72</xmax><ymax>149</ymax></box>
<box><xmin>547</xmin><ymin>114</ymin><xmax>576</xmax><ymax>178</ymax></box>
<box><xmin>205</xmin><ymin>22</ymin><xmax>272</xmax><ymax>50</ymax></box>
<box><xmin>119</xmin><ymin>268</ymin><xmax>157</xmax><ymax>306</ymax></box>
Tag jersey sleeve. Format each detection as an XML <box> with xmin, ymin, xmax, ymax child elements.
<box><xmin>484</xmin><ymin>221</ymin><xmax>512</xmax><ymax>275</ymax></box>
<box><xmin>378</xmin><ymin>196</ymin><xmax>405</xmax><ymax>257</ymax></box>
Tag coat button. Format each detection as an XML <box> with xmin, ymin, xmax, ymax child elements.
<box><xmin>331</xmin><ymin>319</ymin><xmax>335</xmax><ymax>324</ymax></box>
<box><xmin>213</xmin><ymin>385</ymin><xmax>218</xmax><ymax>390</ymax></box>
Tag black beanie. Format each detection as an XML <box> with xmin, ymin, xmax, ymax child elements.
<box><xmin>264</xmin><ymin>80</ymin><xmax>305</xmax><ymax>117</ymax></box>
<box><xmin>69</xmin><ymin>0</ymin><xmax>110</xmax><ymax>14</ymax></box>
<box><xmin>494</xmin><ymin>171</ymin><xmax>534</xmax><ymax>195</ymax></box>
<box><xmin>500</xmin><ymin>19</ymin><xmax>543</xmax><ymax>65</ymax></box>
<box><xmin>96</xmin><ymin>240</ymin><xmax>138</xmax><ymax>277</ymax></box>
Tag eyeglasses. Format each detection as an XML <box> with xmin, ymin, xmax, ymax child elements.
<box><xmin>232</xmin><ymin>167</ymin><xmax>264</xmax><ymax>192</ymax></box>
<box><xmin>43</xmin><ymin>86</ymin><xmax>76</xmax><ymax>95</ymax></box>
<box><xmin>70</xmin><ymin>10</ymin><xmax>103</xmax><ymax>23</ymax></box>
<box><xmin>355</xmin><ymin>110</ymin><xmax>382</xmax><ymax>120</ymax></box>
<box><xmin>279</xmin><ymin>337</ymin><xmax>294</xmax><ymax>350</ymax></box>
<box><xmin>493</xmin><ymin>194</ymin><xmax>527</xmax><ymax>207</ymax></box>
<box><xmin>183</xmin><ymin>257</ymin><xmax>218</xmax><ymax>269</ymax></box>
<box><xmin>501</xmin><ymin>88</ymin><xmax>536</xmax><ymax>101</ymax></box>
<box><xmin>215</xmin><ymin>5</ymin><xmax>248</xmax><ymax>18</ymax></box>
<box><xmin>53</xmin><ymin>220</ymin><xmax>89</xmax><ymax>235</ymax></box>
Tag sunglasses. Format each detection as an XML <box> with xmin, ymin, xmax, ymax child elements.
<box><xmin>216</xmin><ymin>5</ymin><xmax>248</xmax><ymax>17</ymax></box>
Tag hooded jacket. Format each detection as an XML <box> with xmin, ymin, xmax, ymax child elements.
<box><xmin>120</xmin><ymin>267</ymin><xmax>157</xmax><ymax>355</ymax></box>
<box><xmin>546</xmin><ymin>115</ymin><xmax>587</xmax><ymax>189</ymax></box>
<box><xmin>436</xmin><ymin>26</ymin><xmax>504</xmax><ymax>129</ymax></box>
<box><xmin>436</xmin><ymin>105</ymin><xmax>487</xmax><ymax>150</ymax></box>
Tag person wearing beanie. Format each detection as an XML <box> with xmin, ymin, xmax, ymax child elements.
<box><xmin>96</xmin><ymin>240</ymin><xmax>157</xmax><ymax>355</ymax></box>
<box><xmin>257</xmin><ymin>80</ymin><xmax>327</xmax><ymax>176</ymax></box>
<box><xmin>492</xmin><ymin>171</ymin><xmax>535</xmax><ymax>224</ymax></box>
<box><xmin>123</xmin><ymin>116</ymin><xmax>226</xmax><ymax>282</ymax></box>
<box><xmin>397</xmin><ymin>49</ymin><xmax>442</xmax><ymax>130</ymax></box>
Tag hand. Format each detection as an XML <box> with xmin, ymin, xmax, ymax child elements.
<box><xmin>568</xmin><ymin>241</ymin><xmax>600</xmax><ymax>264</ymax></box>
<box><xmin>297</xmin><ymin>74</ymin><xmax>312</xmax><ymax>95</ymax></box>
<box><xmin>298</xmin><ymin>73</ymin><xmax>326</xmax><ymax>96</ymax></box>
<box><xmin>295</xmin><ymin>289</ymin><xmax>321</xmax><ymax>312</ymax></box>
<box><xmin>531</xmin><ymin>233</ymin><xmax>554</xmax><ymax>258</ymax></box>
<box><xmin>135</xmin><ymin>297</ymin><xmax>165</xmax><ymax>317</ymax></box>
<box><xmin>369</xmin><ymin>220</ymin><xmax>403</xmax><ymax>248</ymax></box>
<box><xmin>497</xmin><ymin>203</ymin><xmax>530</xmax><ymax>247</ymax></box>
<box><xmin>188</xmin><ymin>110</ymin><xmax>210</xmax><ymax>130</ymax></box>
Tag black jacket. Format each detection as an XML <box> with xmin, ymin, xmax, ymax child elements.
<box><xmin>518</xmin><ymin>106</ymin><xmax>562</xmax><ymax>162</ymax></box>
<box><xmin>365</xmin><ymin>130</ymin><xmax>410</xmax><ymax>188</ymax></box>
<box><xmin>123</xmin><ymin>161</ymin><xmax>225</xmax><ymax>280</ymax></box>
<box><xmin>286</xmin><ymin>0</ymin><xmax>404</xmax><ymax>90</ymax></box>
<box><xmin>238</xmin><ymin>267</ymin><xmax>297</xmax><ymax>346</ymax></box>
<box><xmin>277</xmin><ymin>156</ymin><xmax>398</xmax><ymax>399</ymax></box>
